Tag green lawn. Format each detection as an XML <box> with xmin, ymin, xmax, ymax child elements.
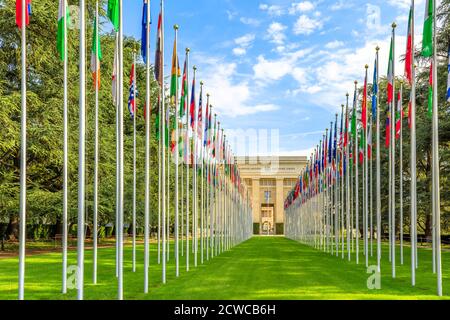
<box><xmin>0</xmin><ymin>236</ymin><xmax>449</xmax><ymax>300</ymax></box>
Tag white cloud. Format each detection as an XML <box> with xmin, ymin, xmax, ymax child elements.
<box><xmin>259</xmin><ymin>4</ymin><xmax>284</xmax><ymax>16</ymax></box>
<box><xmin>387</xmin><ymin>0</ymin><xmax>424</xmax><ymax>10</ymax></box>
<box><xmin>193</xmin><ymin>56</ymin><xmax>279</xmax><ymax>117</ymax></box>
<box><xmin>293</xmin><ymin>14</ymin><xmax>324</xmax><ymax>35</ymax></box>
<box><xmin>289</xmin><ymin>1</ymin><xmax>315</xmax><ymax>15</ymax></box>
<box><xmin>232</xmin><ymin>48</ymin><xmax>247</xmax><ymax>56</ymax></box>
<box><xmin>266</xmin><ymin>22</ymin><xmax>287</xmax><ymax>45</ymax></box>
<box><xmin>226</xmin><ymin>10</ymin><xmax>237</xmax><ymax>20</ymax></box>
<box><xmin>232</xmin><ymin>33</ymin><xmax>255</xmax><ymax>56</ymax></box>
<box><xmin>325</xmin><ymin>40</ymin><xmax>344</xmax><ymax>49</ymax></box>
<box><xmin>329</xmin><ymin>0</ymin><xmax>353</xmax><ymax>11</ymax></box>
<box><xmin>240</xmin><ymin>17</ymin><xmax>261</xmax><ymax>27</ymax></box>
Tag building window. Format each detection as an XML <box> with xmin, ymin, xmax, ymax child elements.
<box><xmin>260</xmin><ymin>179</ymin><xmax>275</xmax><ymax>186</ymax></box>
<box><xmin>284</xmin><ymin>178</ymin><xmax>297</xmax><ymax>187</ymax></box>
<box><xmin>263</xmin><ymin>191</ymin><xmax>271</xmax><ymax>202</ymax></box>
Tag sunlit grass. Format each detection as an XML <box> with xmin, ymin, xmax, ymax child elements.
<box><xmin>0</xmin><ymin>236</ymin><xmax>448</xmax><ymax>300</ymax></box>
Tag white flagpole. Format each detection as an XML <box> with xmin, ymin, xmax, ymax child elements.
<box><xmin>93</xmin><ymin>1</ymin><xmax>99</xmax><ymax>283</ymax></box>
<box><xmin>18</xmin><ymin>0</ymin><xmax>27</xmax><ymax>301</ymax></box>
<box><xmin>144</xmin><ymin>0</ymin><xmax>151</xmax><ymax>293</ymax></box>
<box><xmin>369</xmin><ymin>118</ymin><xmax>373</xmax><ymax>258</ymax></box>
<box><xmin>77</xmin><ymin>0</ymin><xmax>86</xmax><ymax>301</ymax></box>
<box><xmin>346</xmin><ymin>94</ymin><xmax>351</xmax><ymax>261</ymax></box>
<box><xmin>161</xmin><ymin>0</ymin><xmax>167</xmax><ymax>284</ymax></box>
<box><xmin>62</xmin><ymin>0</ymin><xmax>68</xmax><ymax>294</ymax></box>
<box><xmin>334</xmin><ymin>114</ymin><xmax>338</xmax><ymax>257</ymax></box>
<box><xmin>399</xmin><ymin>80</ymin><xmax>403</xmax><ymax>265</ymax></box>
<box><xmin>174</xmin><ymin>24</ymin><xmax>180</xmax><ymax>278</ymax></box>
<box><xmin>391</xmin><ymin>22</ymin><xmax>396</xmax><ymax>278</ymax></box>
<box><xmin>132</xmin><ymin>50</ymin><xmax>137</xmax><ymax>273</ymax></box>
<box><xmin>410</xmin><ymin>0</ymin><xmax>417</xmax><ymax>286</ymax></box>
<box><xmin>118</xmin><ymin>0</ymin><xmax>125</xmax><ymax>299</ymax></box>
<box><xmin>166</xmin><ymin>105</ymin><xmax>170</xmax><ymax>263</ymax></box>
<box><xmin>375</xmin><ymin>46</ymin><xmax>381</xmax><ymax>273</ymax></box>
<box><xmin>115</xmin><ymin>34</ymin><xmax>119</xmax><ymax>278</ymax></box>
<box><xmin>364</xmin><ymin>65</ymin><xmax>369</xmax><ymax>268</ymax></box>
<box><xmin>185</xmin><ymin>48</ymin><xmax>191</xmax><ymax>272</ymax></box>
<box><xmin>431</xmin><ymin>0</ymin><xmax>442</xmax><ymax>296</ymax></box>
<box><xmin>354</xmin><ymin>81</ymin><xmax>359</xmax><ymax>265</ymax></box>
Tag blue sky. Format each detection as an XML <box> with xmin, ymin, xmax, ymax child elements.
<box><xmin>120</xmin><ymin>0</ymin><xmax>427</xmax><ymax>156</ymax></box>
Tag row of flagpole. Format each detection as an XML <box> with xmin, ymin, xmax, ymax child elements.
<box><xmin>285</xmin><ymin>0</ymin><xmax>446</xmax><ymax>296</ymax></box>
<box><xmin>15</xmin><ymin>0</ymin><xmax>253</xmax><ymax>300</ymax></box>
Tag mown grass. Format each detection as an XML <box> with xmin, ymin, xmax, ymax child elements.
<box><xmin>0</xmin><ymin>236</ymin><xmax>449</xmax><ymax>300</ymax></box>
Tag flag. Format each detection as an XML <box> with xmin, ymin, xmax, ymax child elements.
<box><xmin>407</xmin><ymin>91</ymin><xmax>412</xmax><ymax>129</ymax></box>
<box><xmin>90</xmin><ymin>17</ymin><xmax>102</xmax><ymax>89</ymax></box>
<box><xmin>368</xmin><ymin>123</ymin><xmax>372</xmax><ymax>159</ymax></box>
<box><xmin>154</xmin><ymin>13</ymin><xmax>163</xmax><ymax>86</ymax></box>
<box><xmin>362</xmin><ymin>69</ymin><xmax>367</xmax><ymax>129</ymax></box>
<box><xmin>427</xmin><ymin>63</ymin><xmax>433</xmax><ymax>118</ymax></box>
<box><xmin>421</xmin><ymin>0</ymin><xmax>433</xmax><ymax>58</ymax></box>
<box><xmin>107</xmin><ymin>0</ymin><xmax>119</xmax><ymax>31</ymax></box>
<box><xmin>180</xmin><ymin>59</ymin><xmax>188</xmax><ymax>117</ymax></box>
<box><xmin>57</xmin><ymin>0</ymin><xmax>70</xmax><ymax>61</ymax></box>
<box><xmin>190</xmin><ymin>77</ymin><xmax>196</xmax><ymax>129</ymax></box>
<box><xmin>204</xmin><ymin>101</ymin><xmax>209</xmax><ymax>146</ymax></box>
<box><xmin>112</xmin><ymin>35</ymin><xmax>119</xmax><ymax>106</ymax></box>
<box><xmin>339</xmin><ymin>108</ymin><xmax>344</xmax><ymax>148</ymax></box>
<box><xmin>358</xmin><ymin>130</ymin><xmax>364</xmax><ymax>164</ymax></box>
<box><xmin>128</xmin><ymin>63</ymin><xmax>136</xmax><ymax>119</ymax></box>
<box><xmin>141</xmin><ymin>0</ymin><xmax>149</xmax><ymax>63</ymax></box>
<box><xmin>351</xmin><ymin>88</ymin><xmax>357</xmax><ymax>140</ymax></box>
<box><xmin>197</xmin><ymin>85</ymin><xmax>203</xmax><ymax>137</ymax></box>
<box><xmin>385</xmin><ymin>111</ymin><xmax>391</xmax><ymax>148</ymax></box>
<box><xmin>170</xmin><ymin>38</ymin><xmax>181</xmax><ymax>105</ymax></box>
<box><xmin>372</xmin><ymin>57</ymin><xmax>378</xmax><ymax>119</ymax></box>
<box><xmin>333</xmin><ymin>120</ymin><xmax>337</xmax><ymax>168</ymax></box>
<box><xmin>395</xmin><ymin>89</ymin><xmax>402</xmax><ymax>139</ymax></box>
<box><xmin>207</xmin><ymin>105</ymin><xmax>212</xmax><ymax>147</ymax></box>
<box><xmin>16</xmin><ymin>0</ymin><xmax>31</xmax><ymax>29</ymax></box>
<box><xmin>405</xmin><ymin>6</ymin><xmax>413</xmax><ymax>84</ymax></box>
<box><xmin>447</xmin><ymin>41</ymin><xmax>450</xmax><ymax>102</ymax></box>
<box><xmin>387</xmin><ymin>37</ymin><xmax>394</xmax><ymax>104</ymax></box>
<box><xmin>328</xmin><ymin>123</ymin><xmax>332</xmax><ymax>166</ymax></box>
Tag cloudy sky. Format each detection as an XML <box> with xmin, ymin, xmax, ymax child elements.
<box><xmin>121</xmin><ymin>0</ymin><xmax>428</xmax><ymax>157</ymax></box>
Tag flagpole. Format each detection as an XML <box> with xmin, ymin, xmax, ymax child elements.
<box><xmin>354</xmin><ymin>80</ymin><xmax>359</xmax><ymax>265</ymax></box>
<box><xmin>62</xmin><ymin>0</ymin><xmax>68</xmax><ymax>294</ymax></box>
<box><xmin>334</xmin><ymin>113</ymin><xmax>338</xmax><ymax>257</ymax></box>
<box><xmin>174</xmin><ymin>24</ymin><xmax>180</xmax><ymax>278</ymax></box>
<box><xmin>346</xmin><ymin>94</ymin><xmax>351</xmax><ymax>261</ymax></box>
<box><xmin>431</xmin><ymin>0</ymin><xmax>442</xmax><ymax>296</ymax></box>
<box><xmin>391</xmin><ymin>22</ymin><xmax>396</xmax><ymax>279</ymax></box>
<box><xmin>161</xmin><ymin>0</ymin><xmax>167</xmax><ymax>284</ymax></box>
<box><xmin>118</xmin><ymin>0</ymin><xmax>125</xmax><ymax>299</ymax></box>
<box><xmin>132</xmin><ymin>49</ymin><xmax>137</xmax><ymax>273</ymax></box>
<box><xmin>18</xmin><ymin>0</ymin><xmax>27</xmax><ymax>301</ymax></box>
<box><xmin>93</xmin><ymin>0</ymin><xmax>99</xmax><ymax>283</ymax></box>
<box><xmin>76</xmin><ymin>0</ymin><xmax>86</xmax><ymax>301</ymax></box>
<box><xmin>364</xmin><ymin>64</ymin><xmax>369</xmax><ymax>268</ymax></box>
<box><xmin>369</xmin><ymin>118</ymin><xmax>373</xmax><ymax>258</ymax></box>
<box><xmin>375</xmin><ymin>46</ymin><xmax>381</xmax><ymax>273</ymax></box>
<box><xmin>115</xmin><ymin>33</ymin><xmax>119</xmax><ymax>278</ymax></box>
<box><xmin>410</xmin><ymin>0</ymin><xmax>417</xmax><ymax>286</ymax></box>
<box><xmin>185</xmin><ymin>48</ymin><xmax>191</xmax><ymax>272</ymax></box>
<box><xmin>144</xmin><ymin>0</ymin><xmax>151</xmax><ymax>293</ymax></box>
<box><xmin>399</xmin><ymin>80</ymin><xmax>404</xmax><ymax>265</ymax></box>
<box><xmin>340</xmin><ymin>106</ymin><xmax>344</xmax><ymax>259</ymax></box>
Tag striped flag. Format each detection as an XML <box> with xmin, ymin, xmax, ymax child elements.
<box><xmin>405</xmin><ymin>5</ymin><xmax>413</xmax><ymax>84</ymax></box>
<box><xmin>154</xmin><ymin>13</ymin><xmax>163</xmax><ymax>86</ymax></box>
<box><xmin>141</xmin><ymin>0</ymin><xmax>149</xmax><ymax>63</ymax></box>
<box><xmin>362</xmin><ymin>69</ymin><xmax>367</xmax><ymax>129</ymax></box>
<box><xmin>395</xmin><ymin>89</ymin><xmax>402</xmax><ymax>139</ymax></box>
<box><xmin>387</xmin><ymin>37</ymin><xmax>394</xmax><ymax>104</ymax></box>
<box><xmin>16</xmin><ymin>0</ymin><xmax>32</xmax><ymax>29</ymax></box>
<box><xmin>197</xmin><ymin>85</ymin><xmax>203</xmax><ymax>137</ymax></box>
<box><xmin>90</xmin><ymin>17</ymin><xmax>102</xmax><ymax>89</ymax></box>
<box><xmin>57</xmin><ymin>0</ymin><xmax>70</xmax><ymax>61</ymax></box>
<box><xmin>180</xmin><ymin>59</ymin><xmax>188</xmax><ymax>117</ymax></box>
<box><xmin>385</xmin><ymin>111</ymin><xmax>391</xmax><ymax>148</ymax></box>
<box><xmin>190</xmin><ymin>77</ymin><xmax>196</xmax><ymax>129</ymax></box>
<box><xmin>128</xmin><ymin>63</ymin><xmax>136</xmax><ymax>119</ymax></box>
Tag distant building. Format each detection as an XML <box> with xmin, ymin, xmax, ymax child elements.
<box><xmin>236</xmin><ymin>156</ymin><xmax>307</xmax><ymax>235</ymax></box>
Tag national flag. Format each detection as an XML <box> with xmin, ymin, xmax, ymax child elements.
<box><xmin>387</xmin><ymin>37</ymin><xmax>394</xmax><ymax>104</ymax></box>
<box><xmin>190</xmin><ymin>77</ymin><xmax>196</xmax><ymax>129</ymax></box>
<box><xmin>333</xmin><ymin>120</ymin><xmax>337</xmax><ymax>168</ymax></box>
<box><xmin>421</xmin><ymin>0</ymin><xmax>433</xmax><ymax>58</ymax></box>
<box><xmin>339</xmin><ymin>108</ymin><xmax>343</xmax><ymax>148</ymax></box>
<box><xmin>57</xmin><ymin>0</ymin><xmax>70</xmax><ymax>61</ymax></box>
<box><xmin>362</xmin><ymin>69</ymin><xmax>368</xmax><ymax>129</ymax></box>
<box><xmin>207</xmin><ymin>105</ymin><xmax>212</xmax><ymax>147</ymax></box>
<box><xmin>395</xmin><ymin>89</ymin><xmax>403</xmax><ymax>139</ymax></box>
<box><xmin>154</xmin><ymin>13</ymin><xmax>163</xmax><ymax>86</ymax></box>
<box><xmin>128</xmin><ymin>63</ymin><xmax>136</xmax><ymax>119</ymax></box>
<box><xmin>372</xmin><ymin>57</ymin><xmax>378</xmax><ymax>119</ymax></box>
<box><xmin>328</xmin><ymin>122</ymin><xmax>332</xmax><ymax>166</ymax></box>
<box><xmin>107</xmin><ymin>0</ymin><xmax>119</xmax><ymax>31</ymax></box>
<box><xmin>90</xmin><ymin>17</ymin><xmax>102</xmax><ymax>89</ymax></box>
<box><xmin>197</xmin><ymin>85</ymin><xmax>203</xmax><ymax>137</ymax></box>
<box><xmin>368</xmin><ymin>123</ymin><xmax>372</xmax><ymax>159</ymax></box>
<box><xmin>180</xmin><ymin>59</ymin><xmax>188</xmax><ymax>117</ymax></box>
<box><xmin>447</xmin><ymin>41</ymin><xmax>450</xmax><ymax>102</ymax></box>
<box><xmin>16</xmin><ymin>0</ymin><xmax>31</xmax><ymax>29</ymax></box>
<box><xmin>212</xmin><ymin>117</ymin><xmax>217</xmax><ymax>158</ymax></box>
<box><xmin>405</xmin><ymin>6</ymin><xmax>413</xmax><ymax>84</ymax></box>
<box><xmin>324</xmin><ymin>130</ymin><xmax>328</xmax><ymax>169</ymax></box>
<box><xmin>204</xmin><ymin>101</ymin><xmax>209</xmax><ymax>147</ymax></box>
<box><xmin>427</xmin><ymin>63</ymin><xmax>433</xmax><ymax>118</ymax></box>
<box><xmin>141</xmin><ymin>0</ymin><xmax>149</xmax><ymax>63</ymax></box>
<box><xmin>112</xmin><ymin>35</ymin><xmax>119</xmax><ymax>106</ymax></box>
<box><xmin>351</xmin><ymin>88</ymin><xmax>357</xmax><ymax>140</ymax></box>
<box><xmin>170</xmin><ymin>38</ymin><xmax>181</xmax><ymax>105</ymax></box>
<box><xmin>358</xmin><ymin>130</ymin><xmax>364</xmax><ymax>164</ymax></box>
<box><xmin>385</xmin><ymin>111</ymin><xmax>391</xmax><ymax>148</ymax></box>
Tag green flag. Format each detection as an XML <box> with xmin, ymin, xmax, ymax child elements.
<box><xmin>421</xmin><ymin>0</ymin><xmax>433</xmax><ymax>57</ymax></box>
<box><xmin>57</xmin><ymin>0</ymin><xmax>70</xmax><ymax>61</ymax></box>
<box><xmin>108</xmin><ymin>0</ymin><xmax>119</xmax><ymax>31</ymax></box>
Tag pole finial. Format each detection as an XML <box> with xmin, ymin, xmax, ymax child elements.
<box><xmin>392</xmin><ymin>22</ymin><xmax>397</xmax><ymax>28</ymax></box>
<box><xmin>193</xmin><ymin>65</ymin><xmax>197</xmax><ymax>71</ymax></box>
<box><xmin>207</xmin><ymin>93</ymin><xmax>210</xmax><ymax>97</ymax></box>
<box><xmin>186</xmin><ymin>47</ymin><xmax>190</xmax><ymax>53</ymax></box>
<box><xmin>200</xmin><ymin>80</ymin><xmax>204</xmax><ymax>86</ymax></box>
<box><xmin>174</xmin><ymin>24</ymin><xmax>179</xmax><ymax>30</ymax></box>
<box><xmin>346</xmin><ymin>93</ymin><xmax>349</xmax><ymax>97</ymax></box>
<box><xmin>365</xmin><ymin>64</ymin><xmax>369</xmax><ymax>69</ymax></box>
<box><xmin>376</xmin><ymin>46</ymin><xmax>380</xmax><ymax>51</ymax></box>
<box><xmin>354</xmin><ymin>80</ymin><xmax>358</xmax><ymax>85</ymax></box>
